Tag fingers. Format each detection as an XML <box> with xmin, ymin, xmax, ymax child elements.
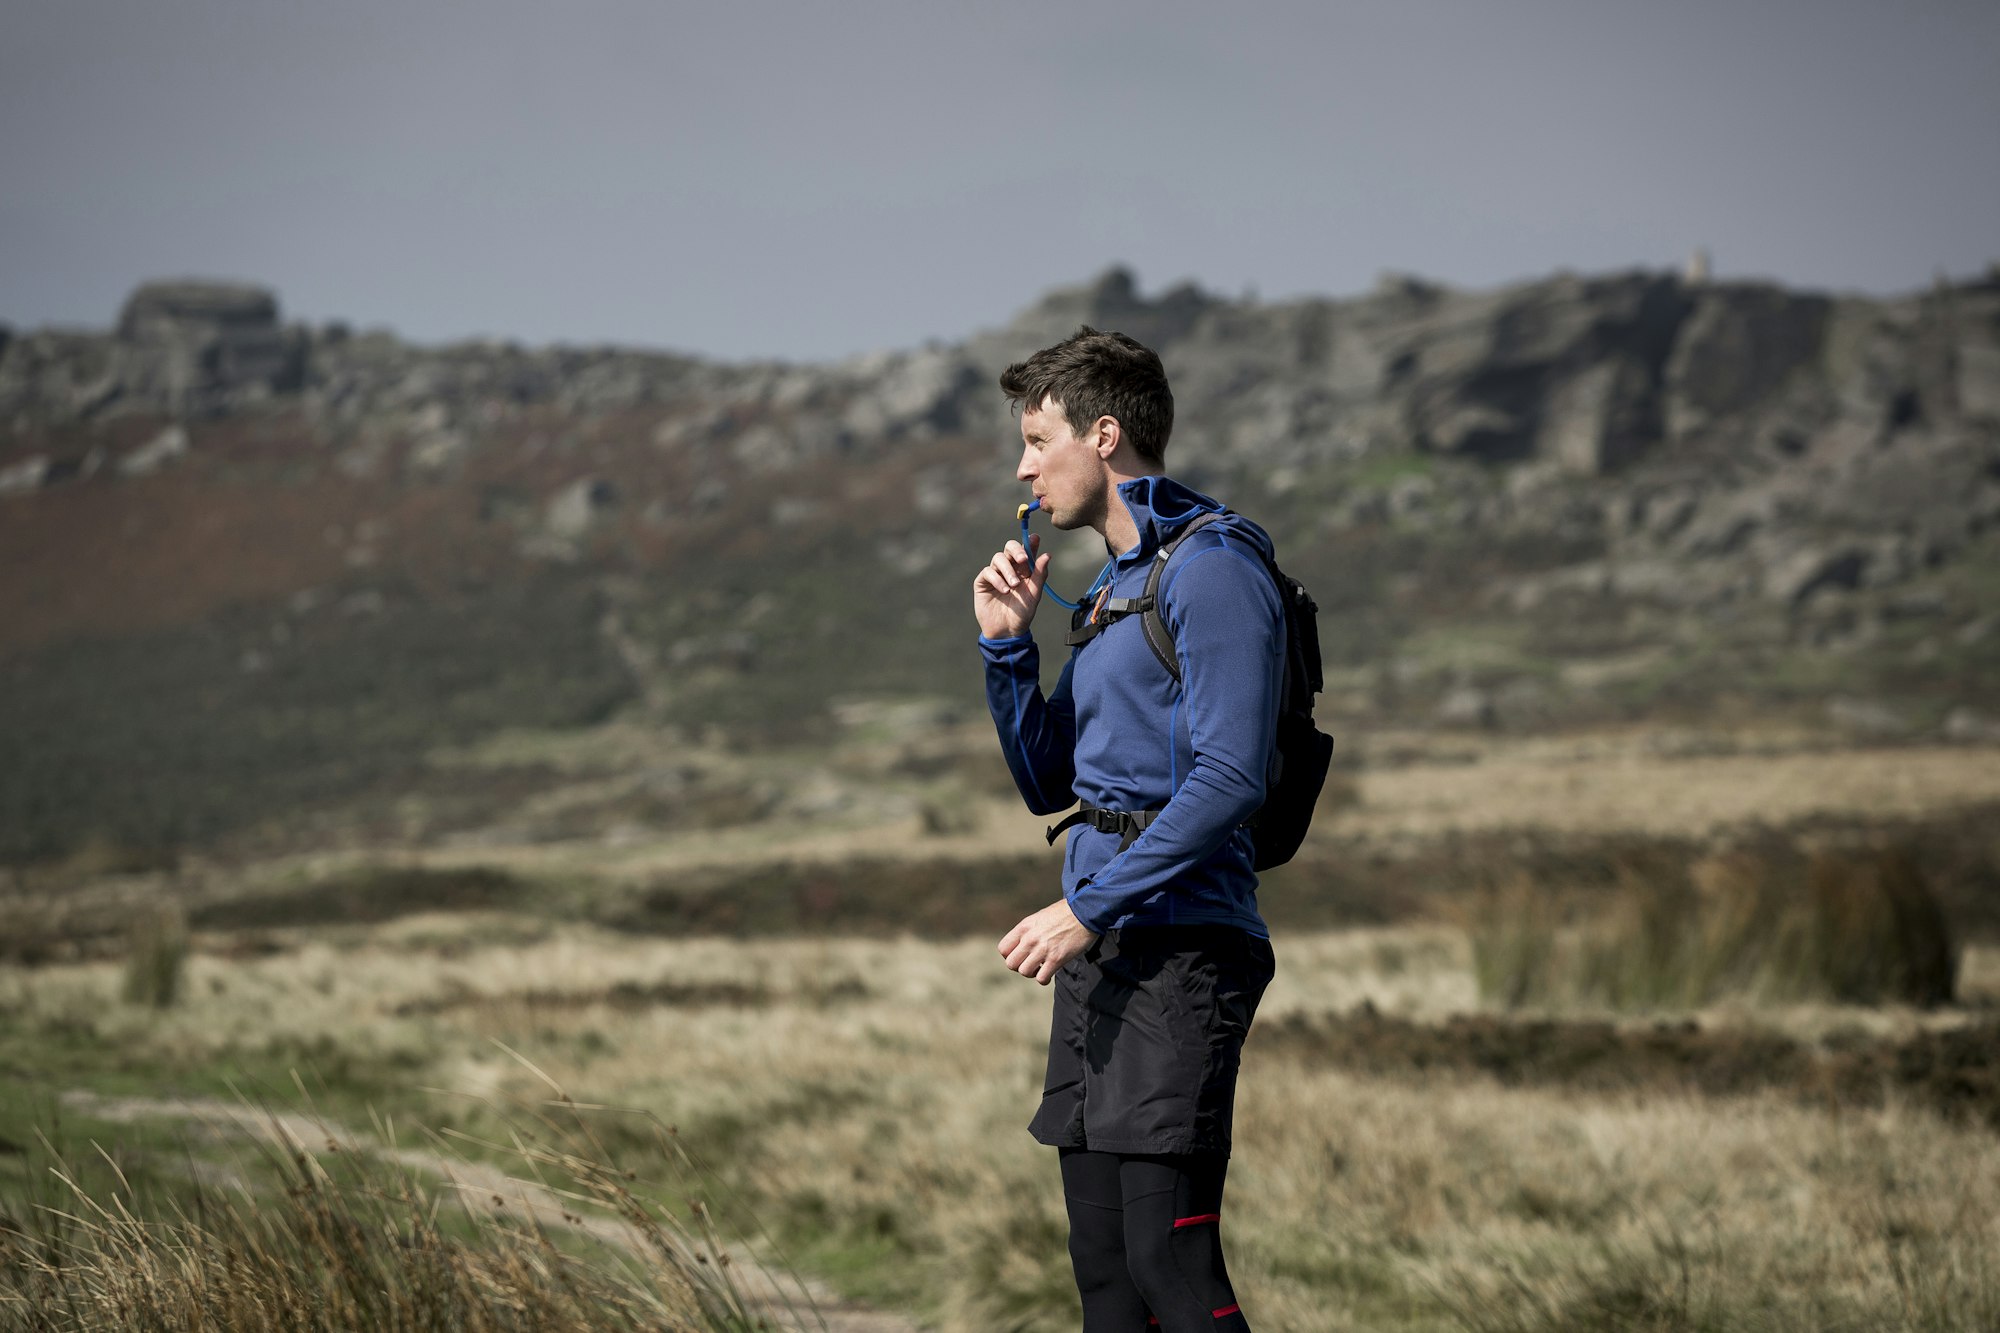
<box><xmin>990</xmin><ymin>550</ymin><xmax>1023</xmax><ymax>590</ymax></box>
<box><xmin>1000</xmin><ymin>920</ymin><xmax>1041</xmax><ymax>977</ymax></box>
<box><xmin>975</xmin><ymin>534</ymin><xmax>1046</xmax><ymax>591</ymax></box>
<box><xmin>1004</xmin><ymin>937</ymin><xmax>1037</xmax><ymax>973</ymax></box>
<box><xmin>1004</xmin><ymin>941</ymin><xmax>1060</xmax><ymax>984</ymax></box>
<box><xmin>1005</xmin><ymin>540</ymin><xmax>1041</xmax><ymax>586</ymax></box>
<box><xmin>1024</xmin><ymin>540</ymin><xmax>1050</xmax><ymax>587</ymax></box>
<box><xmin>975</xmin><ymin>549</ymin><xmax>1045</xmax><ymax>610</ymax></box>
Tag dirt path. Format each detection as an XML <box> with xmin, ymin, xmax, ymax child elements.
<box><xmin>57</xmin><ymin>1090</ymin><xmax>923</xmax><ymax>1333</ymax></box>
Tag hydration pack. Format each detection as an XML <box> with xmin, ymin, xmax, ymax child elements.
<box><xmin>1059</xmin><ymin>511</ymin><xmax>1334</xmax><ymax>871</ymax></box>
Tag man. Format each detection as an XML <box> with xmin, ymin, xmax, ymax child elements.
<box><xmin>973</xmin><ymin>326</ymin><xmax>1280</xmax><ymax>1332</ymax></box>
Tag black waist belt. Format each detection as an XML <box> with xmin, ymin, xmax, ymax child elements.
<box><xmin>1046</xmin><ymin>804</ymin><xmax>1162</xmax><ymax>852</ymax></box>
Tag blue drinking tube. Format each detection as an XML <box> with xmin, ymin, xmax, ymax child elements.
<box><xmin>1017</xmin><ymin>499</ymin><xmax>1116</xmax><ymax>613</ymax></box>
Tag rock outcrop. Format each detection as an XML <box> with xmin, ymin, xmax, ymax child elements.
<box><xmin>4</xmin><ymin>266</ymin><xmax>1998</xmax><ymax>638</ymax></box>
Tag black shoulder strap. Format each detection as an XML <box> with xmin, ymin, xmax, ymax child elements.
<box><xmin>1064</xmin><ymin>594</ymin><xmax>1150</xmax><ymax>648</ymax></box>
<box><xmin>1139</xmin><ymin>511</ymin><xmax>1226</xmax><ymax>683</ymax></box>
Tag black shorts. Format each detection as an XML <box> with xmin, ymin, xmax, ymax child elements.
<box><xmin>1029</xmin><ymin>924</ymin><xmax>1276</xmax><ymax>1157</ymax></box>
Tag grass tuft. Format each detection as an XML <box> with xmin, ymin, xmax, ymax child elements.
<box><xmin>118</xmin><ymin>899</ymin><xmax>188</xmax><ymax>1010</ymax></box>
<box><xmin>1467</xmin><ymin>835</ymin><xmax>1961</xmax><ymax>1012</ymax></box>
<box><xmin>0</xmin><ymin>1076</ymin><xmax>816</xmax><ymax>1333</ymax></box>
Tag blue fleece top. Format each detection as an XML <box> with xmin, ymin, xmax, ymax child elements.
<box><xmin>978</xmin><ymin>476</ymin><xmax>1283</xmax><ymax>937</ymax></box>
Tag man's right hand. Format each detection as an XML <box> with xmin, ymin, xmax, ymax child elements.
<box><xmin>973</xmin><ymin>534</ymin><xmax>1049</xmax><ymax>639</ymax></box>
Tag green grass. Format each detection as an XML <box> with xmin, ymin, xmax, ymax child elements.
<box><xmin>0</xmin><ymin>1021</ymin><xmax>419</xmax><ymax>1136</ymax></box>
<box><xmin>0</xmin><ymin>1096</ymin><xmax>785</xmax><ymax>1332</ymax></box>
<box><xmin>0</xmin><ymin>999</ymin><xmax>816</xmax><ymax>1332</ymax></box>
<box><xmin>772</xmin><ymin>1192</ymin><xmax>936</xmax><ymax>1313</ymax></box>
<box><xmin>1400</xmin><ymin>621</ymin><xmax>1565</xmax><ymax>685</ymax></box>
<box><xmin>0</xmin><ymin>567</ymin><xmax>634</xmax><ymax>865</ymax></box>
<box><xmin>1350</xmin><ymin>451</ymin><xmax>1440</xmax><ymax>489</ymax></box>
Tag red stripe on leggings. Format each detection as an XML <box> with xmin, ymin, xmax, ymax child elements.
<box><xmin>1173</xmin><ymin>1212</ymin><xmax>1221</xmax><ymax>1228</ymax></box>
<box><xmin>1212</xmin><ymin>1303</ymin><xmax>1241</xmax><ymax>1318</ymax></box>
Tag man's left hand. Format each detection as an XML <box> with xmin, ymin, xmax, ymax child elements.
<box><xmin>999</xmin><ymin>899</ymin><xmax>1098</xmax><ymax>985</ymax></box>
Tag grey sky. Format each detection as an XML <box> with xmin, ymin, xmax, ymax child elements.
<box><xmin>3</xmin><ymin>0</ymin><xmax>1996</xmax><ymax>362</ymax></box>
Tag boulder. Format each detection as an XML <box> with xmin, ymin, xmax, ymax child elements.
<box><xmin>1763</xmin><ymin>542</ymin><xmax>1870</xmax><ymax>606</ymax></box>
<box><xmin>117</xmin><ymin>425</ymin><xmax>190</xmax><ymax>477</ymax></box>
<box><xmin>1683</xmin><ymin>487</ymin><xmax>1781</xmax><ymax>557</ymax></box>
<box><xmin>406</xmin><ymin>429</ymin><xmax>468</xmax><ymax>476</ymax></box>
<box><xmin>1435</xmin><ymin>685</ymin><xmax>1498</xmax><ymax>729</ymax></box>
<box><xmin>728</xmin><ymin>420</ymin><xmax>799</xmax><ymax>470</ymax></box>
<box><xmin>1827</xmin><ymin>696</ymin><xmax>1908</xmax><ymax>738</ymax></box>
<box><xmin>1396</xmin><ymin>272</ymin><xmax>1684</xmax><ymax>467</ymax></box>
<box><xmin>1421</xmin><ymin>400</ymin><xmax>1525</xmax><ymax>460</ymax></box>
<box><xmin>545</xmin><ymin>476</ymin><xmax>617</xmax><ymax>539</ymax></box>
<box><xmin>667</xmin><ymin>631</ymin><xmax>758</xmax><ymax>672</ymax></box>
<box><xmin>0</xmin><ymin>453</ymin><xmax>50</xmax><ymax>497</ymax></box>
<box><xmin>975</xmin><ymin>266</ymin><xmax>1215</xmax><ymax>371</ymax></box>
<box><xmin>1612</xmin><ymin>484</ymin><xmax>1702</xmax><ymax>543</ymax></box>
<box><xmin>1539</xmin><ymin>355</ymin><xmax>1659</xmax><ymax>475</ymax></box>
<box><xmin>1959</xmin><ymin>339</ymin><xmax>2000</xmax><ymax>422</ymax></box>
<box><xmin>840</xmin><ymin>347</ymin><xmax>981</xmax><ymax>441</ymax></box>
<box><xmin>1663</xmin><ymin>286</ymin><xmax>1830</xmax><ymax>441</ymax></box>
<box><xmin>116</xmin><ymin>279</ymin><xmax>302</xmax><ymax>401</ymax></box>
<box><xmin>1958</xmin><ymin>614</ymin><xmax>1999</xmax><ymax>646</ymax></box>
<box><xmin>118</xmin><ymin>281</ymin><xmax>278</xmax><ymax>340</ymax></box>
<box><xmin>1943</xmin><ymin>706</ymin><xmax>2000</xmax><ymax>743</ymax></box>
<box><xmin>1957</xmin><ymin>296</ymin><xmax>2000</xmax><ymax>422</ymax></box>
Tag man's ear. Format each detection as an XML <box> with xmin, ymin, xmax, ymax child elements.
<box><xmin>1092</xmin><ymin>415</ymin><xmax>1122</xmax><ymax>459</ymax></box>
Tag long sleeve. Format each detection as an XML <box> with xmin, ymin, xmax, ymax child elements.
<box><xmin>979</xmin><ymin>633</ymin><xmax>1078</xmax><ymax>817</ymax></box>
<box><xmin>1063</xmin><ymin>540</ymin><xmax>1283</xmax><ymax>932</ymax></box>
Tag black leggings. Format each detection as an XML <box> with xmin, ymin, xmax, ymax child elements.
<box><xmin>1059</xmin><ymin>1148</ymin><xmax>1251</xmax><ymax>1332</ymax></box>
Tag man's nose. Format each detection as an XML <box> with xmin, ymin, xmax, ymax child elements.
<box><xmin>1016</xmin><ymin>445</ymin><xmax>1038</xmax><ymax>482</ymax></box>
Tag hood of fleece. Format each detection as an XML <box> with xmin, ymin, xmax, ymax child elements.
<box><xmin>1113</xmin><ymin>474</ymin><xmax>1276</xmax><ymax>563</ymax></box>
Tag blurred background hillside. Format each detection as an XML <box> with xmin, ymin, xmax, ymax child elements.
<box><xmin>4</xmin><ymin>0</ymin><xmax>1997</xmax><ymax>873</ymax></box>
<box><xmin>2</xmin><ymin>261</ymin><xmax>1998</xmax><ymax>866</ymax></box>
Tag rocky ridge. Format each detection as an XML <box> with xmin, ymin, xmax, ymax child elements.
<box><xmin>9</xmin><ymin>267</ymin><xmax>1999</xmax><ymax>605</ymax></box>
<box><xmin>4</xmin><ymin>265</ymin><xmax>1999</xmax><ymax>734</ymax></box>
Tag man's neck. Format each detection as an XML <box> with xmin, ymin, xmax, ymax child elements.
<box><xmin>1097</xmin><ymin>466</ymin><xmax>1164</xmax><ymax>556</ymax></box>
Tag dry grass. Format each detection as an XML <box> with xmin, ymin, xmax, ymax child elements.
<box><xmin>1467</xmin><ymin>838</ymin><xmax>1961</xmax><ymax>1012</ymax></box>
<box><xmin>7</xmin><ymin>914</ymin><xmax>2000</xmax><ymax>1330</ymax></box>
<box><xmin>1332</xmin><ymin>732</ymin><xmax>2000</xmax><ymax>841</ymax></box>
<box><xmin>117</xmin><ymin>899</ymin><xmax>188</xmax><ymax>1010</ymax></box>
<box><xmin>0</xmin><ymin>1077</ymin><xmax>803</xmax><ymax>1332</ymax></box>
<box><xmin>171</xmin><ymin>724</ymin><xmax>2000</xmax><ymax>894</ymax></box>
<box><xmin>1237</xmin><ymin>1068</ymin><xmax>2000</xmax><ymax>1332</ymax></box>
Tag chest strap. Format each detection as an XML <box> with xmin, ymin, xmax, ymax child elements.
<box><xmin>1045</xmin><ymin>804</ymin><xmax>1162</xmax><ymax>852</ymax></box>
<box><xmin>1061</xmin><ymin>511</ymin><xmax>1227</xmax><ymax>665</ymax></box>
<box><xmin>1065</xmin><ymin>595</ymin><xmax>1150</xmax><ymax>647</ymax></box>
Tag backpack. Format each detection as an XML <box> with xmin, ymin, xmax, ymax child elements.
<box><xmin>1059</xmin><ymin>511</ymin><xmax>1334</xmax><ymax>871</ymax></box>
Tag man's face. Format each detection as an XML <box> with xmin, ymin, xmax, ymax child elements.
<box><xmin>1017</xmin><ymin>399</ymin><xmax>1108</xmax><ymax>532</ymax></box>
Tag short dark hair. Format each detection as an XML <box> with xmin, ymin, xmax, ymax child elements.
<box><xmin>998</xmin><ymin>326</ymin><xmax>1174</xmax><ymax>464</ymax></box>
